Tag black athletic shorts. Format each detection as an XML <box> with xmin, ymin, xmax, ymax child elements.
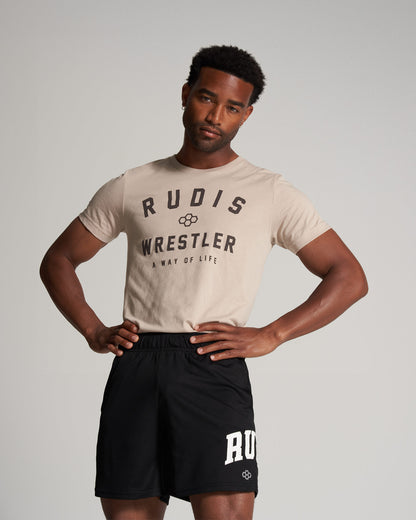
<box><xmin>95</xmin><ymin>332</ymin><xmax>258</xmax><ymax>505</ymax></box>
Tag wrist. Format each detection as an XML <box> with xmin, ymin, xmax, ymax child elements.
<box><xmin>263</xmin><ymin>319</ymin><xmax>287</xmax><ymax>348</ymax></box>
<box><xmin>83</xmin><ymin>321</ymin><xmax>106</xmax><ymax>345</ymax></box>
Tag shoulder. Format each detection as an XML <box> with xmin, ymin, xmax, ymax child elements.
<box><xmin>237</xmin><ymin>157</ymin><xmax>284</xmax><ymax>184</ymax></box>
<box><xmin>125</xmin><ymin>156</ymin><xmax>174</xmax><ymax>178</ymax></box>
<box><xmin>238</xmin><ymin>156</ymin><xmax>276</xmax><ymax>177</ymax></box>
<box><xmin>243</xmin><ymin>158</ymin><xmax>310</xmax><ymax>197</ymax></box>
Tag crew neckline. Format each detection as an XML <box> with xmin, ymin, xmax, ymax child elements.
<box><xmin>169</xmin><ymin>155</ymin><xmax>246</xmax><ymax>173</ymax></box>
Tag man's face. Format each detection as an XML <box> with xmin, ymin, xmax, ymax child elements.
<box><xmin>181</xmin><ymin>67</ymin><xmax>254</xmax><ymax>154</ymax></box>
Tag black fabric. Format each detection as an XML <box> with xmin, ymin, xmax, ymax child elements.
<box><xmin>95</xmin><ymin>332</ymin><xmax>258</xmax><ymax>504</ymax></box>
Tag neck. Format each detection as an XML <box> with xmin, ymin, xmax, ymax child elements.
<box><xmin>175</xmin><ymin>143</ymin><xmax>238</xmax><ymax>169</ymax></box>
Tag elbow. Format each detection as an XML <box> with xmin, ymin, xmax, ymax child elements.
<box><xmin>39</xmin><ymin>248</ymin><xmax>65</xmax><ymax>286</ymax></box>
<box><xmin>360</xmin><ymin>271</ymin><xmax>369</xmax><ymax>298</ymax></box>
<box><xmin>356</xmin><ymin>274</ymin><xmax>368</xmax><ymax>301</ymax></box>
<box><xmin>331</xmin><ymin>258</ymin><xmax>368</xmax><ymax>306</ymax></box>
<box><xmin>349</xmin><ymin>263</ymin><xmax>369</xmax><ymax>303</ymax></box>
<box><xmin>39</xmin><ymin>250</ymin><xmax>53</xmax><ymax>285</ymax></box>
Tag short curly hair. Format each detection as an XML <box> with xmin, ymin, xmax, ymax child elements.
<box><xmin>186</xmin><ymin>45</ymin><xmax>266</xmax><ymax>105</ymax></box>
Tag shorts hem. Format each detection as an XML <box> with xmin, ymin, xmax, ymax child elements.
<box><xmin>95</xmin><ymin>488</ymin><xmax>167</xmax><ymax>501</ymax></box>
<box><xmin>95</xmin><ymin>483</ymin><xmax>258</xmax><ymax>504</ymax></box>
<box><xmin>171</xmin><ymin>482</ymin><xmax>258</xmax><ymax>502</ymax></box>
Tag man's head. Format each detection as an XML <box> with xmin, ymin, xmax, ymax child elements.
<box><xmin>186</xmin><ymin>45</ymin><xmax>265</xmax><ymax>106</ymax></box>
<box><xmin>180</xmin><ymin>45</ymin><xmax>265</xmax><ymax>156</ymax></box>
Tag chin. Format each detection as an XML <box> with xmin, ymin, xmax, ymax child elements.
<box><xmin>192</xmin><ymin>137</ymin><xmax>229</xmax><ymax>154</ymax></box>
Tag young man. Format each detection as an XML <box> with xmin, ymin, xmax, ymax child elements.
<box><xmin>40</xmin><ymin>45</ymin><xmax>368</xmax><ymax>520</ymax></box>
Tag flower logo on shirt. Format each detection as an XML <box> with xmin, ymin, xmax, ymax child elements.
<box><xmin>179</xmin><ymin>213</ymin><xmax>198</xmax><ymax>227</ymax></box>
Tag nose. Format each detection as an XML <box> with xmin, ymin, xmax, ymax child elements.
<box><xmin>205</xmin><ymin>104</ymin><xmax>222</xmax><ymax>125</ymax></box>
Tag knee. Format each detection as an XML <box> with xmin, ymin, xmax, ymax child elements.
<box><xmin>100</xmin><ymin>497</ymin><xmax>167</xmax><ymax>520</ymax></box>
<box><xmin>229</xmin><ymin>512</ymin><xmax>253</xmax><ymax>520</ymax></box>
<box><xmin>191</xmin><ymin>491</ymin><xmax>254</xmax><ymax>520</ymax></box>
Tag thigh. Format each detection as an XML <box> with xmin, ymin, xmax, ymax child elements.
<box><xmin>190</xmin><ymin>491</ymin><xmax>255</xmax><ymax>520</ymax></box>
<box><xmin>100</xmin><ymin>497</ymin><xmax>167</xmax><ymax>520</ymax></box>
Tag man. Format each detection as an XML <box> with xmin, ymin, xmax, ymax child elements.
<box><xmin>40</xmin><ymin>45</ymin><xmax>368</xmax><ymax>520</ymax></box>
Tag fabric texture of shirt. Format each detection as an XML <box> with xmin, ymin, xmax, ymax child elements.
<box><xmin>78</xmin><ymin>155</ymin><xmax>331</xmax><ymax>332</ymax></box>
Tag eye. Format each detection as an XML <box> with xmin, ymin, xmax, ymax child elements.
<box><xmin>200</xmin><ymin>95</ymin><xmax>212</xmax><ymax>103</ymax></box>
<box><xmin>228</xmin><ymin>105</ymin><xmax>240</xmax><ymax>114</ymax></box>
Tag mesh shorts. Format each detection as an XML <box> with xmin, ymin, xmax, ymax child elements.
<box><xmin>95</xmin><ymin>332</ymin><xmax>258</xmax><ymax>504</ymax></box>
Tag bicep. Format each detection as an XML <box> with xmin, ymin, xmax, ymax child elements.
<box><xmin>44</xmin><ymin>217</ymin><xmax>107</xmax><ymax>268</ymax></box>
<box><xmin>296</xmin><ymin>229</ymin><xmax>363</xmax><ymax>279</ymax></box>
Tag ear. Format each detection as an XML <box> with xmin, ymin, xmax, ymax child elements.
<box><xmin>241</xmin><ymin>105</ymin><xmax>254</xmax><ymax>126</ymax></box>
<box><xmin>181</xmin><ymin>83</ymin><xmax>191</xmax><ymax>108</ymax></box>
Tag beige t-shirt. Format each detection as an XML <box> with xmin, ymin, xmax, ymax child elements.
<box><xmin>79</xmin><ymin>155</ymin><xmax>331</xmax><ymax>332</ymax></box>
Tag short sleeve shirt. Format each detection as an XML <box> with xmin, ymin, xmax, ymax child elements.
<box><xmin>79</xmin><ymin>156</ymin><xmax>331</xmax><ymax>332</ymax></box>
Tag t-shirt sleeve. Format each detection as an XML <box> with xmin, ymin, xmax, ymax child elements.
<box><xmin>271</xmin><ymin>175</ymin><xmax>331</xmax><ymax>254</ymax></box>
<box><xmin>78</xmin><ymin>173</ymin><xmax>126</xmax><ymax>243</ymax></box>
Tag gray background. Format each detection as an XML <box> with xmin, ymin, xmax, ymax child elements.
<box><xmin>1</xmin><ymin>0</ymin><xmax>415</xmax><ymax>518</ymax></box>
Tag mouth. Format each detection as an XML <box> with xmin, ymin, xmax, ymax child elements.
<box><xmin>199</xmin><ymin>126</ymin><xmax>222</xmax><ymax>138</ymax></box>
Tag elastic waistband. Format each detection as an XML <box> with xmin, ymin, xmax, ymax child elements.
<box><xmin>120</xmin><ymin>332</ymin><xmax>212</xmax><ymax>352</ymax></box>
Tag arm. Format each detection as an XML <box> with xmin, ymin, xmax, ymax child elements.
<box><xmin>190</xmin><ymin>229</ymin><xmax>368</xmax><ymax>360</ymax></box>
<box><xmin>39</xmin><ymin>217</ymin><xmax>139</xmax><ymax>356</ymax></box>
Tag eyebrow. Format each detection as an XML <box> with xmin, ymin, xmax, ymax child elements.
<box><xmin>198</xmin><ymin>88</ymin><xmax>246</xmax><ymax>108</ymax></box>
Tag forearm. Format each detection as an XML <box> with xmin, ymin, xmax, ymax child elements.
<box><xmin>40</xmin><ymin>252</ymin><xmax>104</xmax><ymax>341</ymax></box>
<box><xmin>193</xmin><ymin>231</ymin><xmax>368</xmax><ymax>360</ymax></box>
<box><xmin>266</xmin><ymin>261</ymin><xmax>368</xmax><ymax>346</ymax></box>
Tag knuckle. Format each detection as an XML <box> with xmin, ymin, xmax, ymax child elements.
<box><xmin>123</xmin><ymin>320</ymin><xmax>135</xmax><ymax>330</ymax></box>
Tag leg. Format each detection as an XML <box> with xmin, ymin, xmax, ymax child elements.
<box><xmin>190</xmin><ymin>491</ymin><xmax>255</xmax><ymax>520</ymax></box>
<box><xmin>100</xmin><ymin>497</ymin><xmax>167</xmax><ymax>520</ymax></box>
